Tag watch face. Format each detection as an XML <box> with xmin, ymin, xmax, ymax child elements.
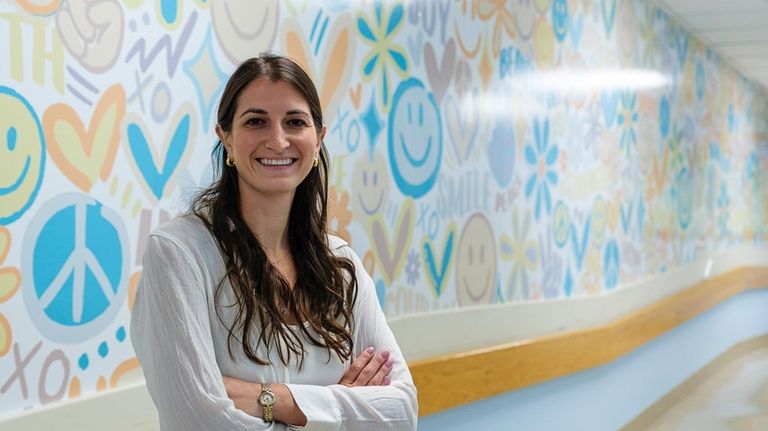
<box><xmin>259</xmin><ymin>392</ymin><xmax>276</xmax><ymax>405</ymax></box>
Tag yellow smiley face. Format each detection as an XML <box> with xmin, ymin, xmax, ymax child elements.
<box><xmin>456</xmin><ymin>213</ymin><xmax>497</xmax><ymax>306</ymax></box>
<box><xmin>351</xmin><ymin>152</ymin><xmax>390</xmax><ymax>220</ymax></box>
<box><xmin>0</xmin><ymin>87</ymin><xmax>45</xmax><ymax>224</ymax></box>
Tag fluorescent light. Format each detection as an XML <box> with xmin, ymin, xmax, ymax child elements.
<box><xmin>461</xmin><ymin>69</ymin><xmax>670</xmax><ymax>119</ymax></box>
<box><xmin>509</xmin><ymin>69</ymin><xmax>671</xmax><ymax>94</ymax></box>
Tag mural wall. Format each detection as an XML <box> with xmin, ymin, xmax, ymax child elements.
<box><xmin>1</xmin><ymin>0</ymin><xmax>767</xmax><ymax>417</ymax></box>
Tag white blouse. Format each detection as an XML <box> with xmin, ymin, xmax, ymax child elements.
<box><xmin>130</xmin><ymin>215</ymin><xmax>418</xmax><ymax>430</ymax></box>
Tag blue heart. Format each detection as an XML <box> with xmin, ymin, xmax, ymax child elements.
<box><xmin>603</xmin><ymin>239</ymin><xmax>620</xmax><ymax>289</ymax></box>
<box><xmin>423</xmin><ymin>228</ymin><xmax>454</xmax><ymax>297</ymax></box>
<box><xmin>600</xmin><ymin>0</ymin><xmax>617</xmax><ymax>37</ymax></box>
<box><xmin>620</xmin><ymin>198</ymin><xmax>634</xmax><ymax>234</ymax></box>
<box><xmin>127</xmin><ymin>115</ymin><xmax>190</xmax><ymax>200</ymax></box>
<box><xmin>571</xmin><ymin>216</ymin><xmax>591</xmax><ymax>270</ymax></box>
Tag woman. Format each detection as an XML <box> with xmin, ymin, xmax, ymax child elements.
<box><xmin>131</xmin><ymin>53</ymin><xmax>418</xmax><ymax>430</ymax></box>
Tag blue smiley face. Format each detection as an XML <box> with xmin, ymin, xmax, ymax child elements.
<box><xmin>1</xmin><ymin>86</ymin><xmax>45</xmax><ymax>224</ymax></box>
<box><xmin>552</xmin><ymin>0</ymin><xmax>569</xmax><ymax>42</ymax></box>
<box><xmin>387</xmin><ymin>78</ymin><xmax>442</xmax><ymax>198</ymax></box>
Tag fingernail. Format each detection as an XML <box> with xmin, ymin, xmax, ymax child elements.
<box><xmin>366</xmin><ymin>346</ymin><xmax>375</xmax><ymax>354</ymax></box>
<box><xmin>385</xmin><ymin>359</ymin><xmax>393</xmax><ymax>368</ymax></box>
<box><xmin>380</xmin><ymin>350</ymin><xmax>390</xmax><ymax>360</ymax></box>
<box><xmin>383</xmin><ymin>376</ymin><xmax>391</xmax><ymax>385</ymax></box>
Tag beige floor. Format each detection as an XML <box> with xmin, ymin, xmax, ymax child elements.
<box><xmin>638</xmin><ymin>341</ymin><xmax>768</xmax><ymax>431</ymax></box>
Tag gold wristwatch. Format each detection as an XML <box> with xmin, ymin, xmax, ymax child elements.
<box><xmin>258</xmin><ymin>383</ymin><xmax>276</xmax><ymax>422</ymax></box>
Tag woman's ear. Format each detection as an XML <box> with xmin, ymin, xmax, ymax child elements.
<box><xmin>317</xmin><ymin>125</ymin><xmax>327</xmax><ymax>151</ymax></box>
<box><xmin>216</xmin><ymin>124</ymin><xmax>231</xmax><ymax>153</ymax></box>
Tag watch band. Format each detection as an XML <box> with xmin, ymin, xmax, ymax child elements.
<box><xmin>259</xmin><ymin>383</ymin><xmax>276</xmax><ymax>422</ymax></box>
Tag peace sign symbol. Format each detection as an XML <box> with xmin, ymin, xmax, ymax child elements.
<box><xmin>22</xmin><ymin>194</ymin><xmax>128</xmax><ymax>343</ymax></box>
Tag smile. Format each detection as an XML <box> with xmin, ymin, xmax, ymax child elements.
<box><xmin>358</xmin><ymin>192</ymin><xmax>384</xmax><ymax>215</ymax></box>
<box><xmin>463</xmin><ymin>267</ymin><xmax>491</xmax><ymax>302</ymax></box>
<box><xmin>225</xmin><ymin>0</ymin><xmax>270</xmax><ymax>39</ymax></box>
<box><xmin>0</xmin><ymin>155</ymin><xmax>30</xmax><ymax>194</ymax></box>
<box><xmin>400</xmin><ymin>134</ymin><xmax>432</xmax><ymax>167</ymax></box>
<box><xmin>257</xmin><ymin>158</ymin><xmax>295</xmax><ymax>166</ymax></box>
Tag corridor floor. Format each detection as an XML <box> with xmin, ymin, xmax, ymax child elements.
<box><xmin>643</xmin><ymin>343</ymin><xmax>768</xmax><ymax>430</ymax></box>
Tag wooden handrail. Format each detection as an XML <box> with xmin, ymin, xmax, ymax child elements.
<box><xmin>410</xmin><ymin>267</ymin><xmax>768</xmax><ymax>416</ymax></box>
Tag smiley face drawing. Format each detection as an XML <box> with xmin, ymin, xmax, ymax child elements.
<box><xmin>511</xmin><ymin>0</ymin><xmax>538</xmax><ymax>40</ymax></box>
<box><xmin>351</xmin><ymin>151</ymin><xmax>390</xmax><ymax>221</ymax></box>
<box><xmin>0</xmin><ymin>87</ymin><xmax>45</xmax><ymax>225</ymax></box>
<box><xmin>456</xmin><ymin>213</ymin><xmax>497</xmax><ymax>306</ymax></box>
<box><xmin>388</xmin><ymin>78</ymin><xmax>442</xmax><ymax>199</ymax></box>
<box><xmin>211</xmin><ymin>0</ymin><xmax>279</xmax><ymax>64</ymax></box>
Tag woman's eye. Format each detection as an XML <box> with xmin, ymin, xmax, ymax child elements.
<box><xmin>287</xmin><ymin>118</ymin><xmax>309</xmax><ymax>127</ymax></box>
<box><xmin>245</xmin><ymin>118</ymin><xmax>264</xmax><ymax>126</ymax></box>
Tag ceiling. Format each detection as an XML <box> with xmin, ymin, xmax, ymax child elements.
<box><xmin>654</xmin><ymin>0</ymin><xmax>768</xmax><ymax>91</ymax></box>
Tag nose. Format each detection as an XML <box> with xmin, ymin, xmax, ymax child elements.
<box><xmin>264</xmin><ymin>124</ymin><xmax>290</xmax><ymax>152</ymax></box>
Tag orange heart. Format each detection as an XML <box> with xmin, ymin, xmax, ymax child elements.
<box><xmin>0</xmin><ymin>227</ymin><xmax>20</xmax><ymax>303</ymax></box>
<box><xmin>0</xmin><ymin>313</ymin><xmax>10</xmax><ymax>357</ymax></box>
<box><xmin>43</xmin><ymin>84</ymin><xmax>125</xmax><ymax>192</ymax></box>
<box><xmin>349</xmin><ymin>83</ymin><xmax>362</xmax><ymax>109</ymax></box>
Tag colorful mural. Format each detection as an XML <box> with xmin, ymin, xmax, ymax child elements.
<box><xmin>1</xmin><ymin>0</ymin><xmax>767</xmax><ymax>417</ymax></box>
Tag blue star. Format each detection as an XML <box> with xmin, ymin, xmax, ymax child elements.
<box><xmin>361</xmin><ymin>91</ymin><xmax>383</xmax><ymax>159</ymax></box>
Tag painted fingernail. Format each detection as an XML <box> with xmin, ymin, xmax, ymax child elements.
<box><xmin>380</xmin><ymin>350</ymin><xmax>390</xmax><ymax>360</ymax></box>
<box><xmin>385</xmin><ymin>359</ymin><xmax>393</xmax><ymax>368</ymax></box>
<box><xmin>383</xmin><ymin>376</ymin><xmax>391</xmax><ymax>385</ymax></box>
<box><xmin>366</xmin><ymin>346</ymin><xmax>375</xmax><ymax>354</ymax></box>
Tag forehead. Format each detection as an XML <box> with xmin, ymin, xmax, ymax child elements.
<box><xmin>235</xmin><ymin>78</ymin><xmax>310</xmax><ymax>113</ymax></box>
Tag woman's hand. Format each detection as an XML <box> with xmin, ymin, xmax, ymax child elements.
<box><xmin>222</xmin><ymin>377</ymin><xmax>307</xmax><ymax>426</ymax></box>
<box><xmin>222</xmin><ymin>376</ymin><xmax>262</xmax><ymax>417</ymax></box>
<box><xmin>338</xmin><ymin>346</ymin><xmax>393</xmax><ymax>387</ymax></box>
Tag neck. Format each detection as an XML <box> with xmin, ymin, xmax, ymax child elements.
<box><xmin>239</xmin><ymin>190</ymin><xmax>294</xmax><ymax>257</ymax></box>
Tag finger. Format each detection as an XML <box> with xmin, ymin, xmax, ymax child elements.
<box><xmin>353</xmin><ymin>350</ymin><xmax>389</xmax><ymax>386</ymax></box>
<box><xmin>368</xmin><ymin>358</ymin><xmax>393</xmax><ymax>386</ymax></box>
<box><xmin>339</xmin><ymin>346</ymin><xmax>375</xmax><ymax>385</ymax></box>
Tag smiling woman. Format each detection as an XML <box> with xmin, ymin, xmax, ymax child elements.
<box><xmin>130</xmin><ymin>53</ymin><xmax>418</xmax><ymax>431</ymax></box>
<box><xmin>217</xmin><ymin>78</ymin><xmax>323</xmax><ymax>203</ymax></box>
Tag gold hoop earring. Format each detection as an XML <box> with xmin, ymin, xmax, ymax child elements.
<box><xmin>225</xmin><ymin>156</ymin><xmax>235</xmax><ymax>167</ymax></box>
<box><xmin>313</xmin><ymin>156</ymin><xmax>319</xmax><ymax>168</ymax></box>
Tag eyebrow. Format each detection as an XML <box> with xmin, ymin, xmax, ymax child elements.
<box><xmin>239</xmin><ymin>108</ymin><xmax>311</xmax><ymax>118</ymax></box>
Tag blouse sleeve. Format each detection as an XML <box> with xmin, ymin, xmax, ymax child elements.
<box><xmin>131</xmin><ymin>233</ymin><xmax>284</xmax><ymax>431</ymax></box>
<box><xmin>285</xmin><ymin>243</ymin><xmax>418</xmax><ymax>431</ymax></box>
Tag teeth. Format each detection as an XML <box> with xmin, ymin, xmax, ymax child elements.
<box><xmin>259</xmin><ymin>158</ymin><xmax>293</xmax><ymax>166</ymax></box>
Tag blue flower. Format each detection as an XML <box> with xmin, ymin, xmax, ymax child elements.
<box><xmin>525</xmin><ymin>118</ymin><xmax>559</xmax><ymax>220</ymax></box>
<box><xmin>357</xmin><ymin>1</ymin><xmax>409</xmax><ymax>112</ymax></box>
<box><xmin>618</xmin><ymin>92</ymin><xmax>638</xmax><ymax>156</ymax></box>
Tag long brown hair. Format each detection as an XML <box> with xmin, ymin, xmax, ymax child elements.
<box><xmin>191</xmin><ymin>53</ymin><xmax>358</xmax><ymax>367</ymax></box>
